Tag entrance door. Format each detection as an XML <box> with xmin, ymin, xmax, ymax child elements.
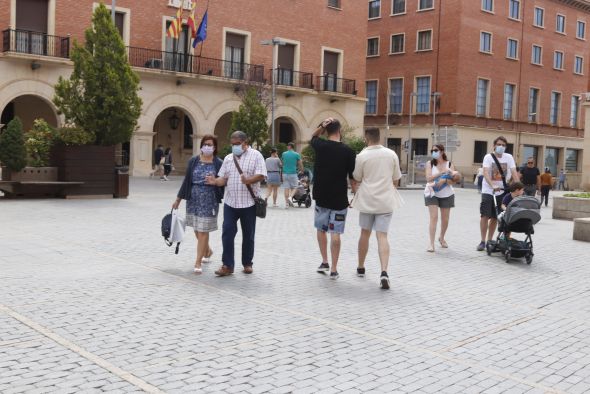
<box><xmin>225</xmin><ymin>33</ymin><xmax>245</xmax><ymax>79</ymax></box>
<box><xmin>277</xmin><ymin>44</ymin><xmax>295</xmax><ymax>86</ymax></box>
<box><xmin>165</xmin><ymin>23</ymin><xmax>190</xmax><ymax>72</ymax></box>
<box><xmin>15</xmin><ymin>0</ymin><xmax>49</xmax><ymax>55</ymax></box>
<box><xmin>322</xmin><ymin>51</ymin><xmax>339</xmax><ymax>91</ymax></box>
<box><xmin>278</xmin><ymin>122</ymin><xmax>295</xmax><ymax>144</ymax></box>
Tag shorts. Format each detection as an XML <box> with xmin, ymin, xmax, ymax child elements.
<box><xmin>359</xmin><ymin>212</ymin><xmax>392</xmax><ymax>233</ymax></box>
<box><xmin>314</xmin><ymin>206</ymin><xmax>347</xmax><ymax>234</ymax></box>
<box><xmin>424</xmin><ymin>194</ymin><xmax>455</xmax><ymax>208</ymax></box>
<box><xmin>282</xmin><ymin>174</ymin><xmax>299</xmax><ymax>189</ymax></box>
<box><xmin>267</xmin><ymin>172</ymin><xmax>281</xmax><ymax>186</ymax></box>
<box><xmin>480</xmin><ymin>193</ymin><xmax>503</xmax><ymax>219</ymax></box>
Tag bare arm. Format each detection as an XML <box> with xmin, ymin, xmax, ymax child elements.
<box><xmin>206</xmin><ymin>175</ymin><xmax>227</xmax><ymax>187</ymax></box>
<box><xmin>511</xmin><ymin>168</ymin><xmax>520</xmax><ymax>183</ymax></box>
<box><xmin>483</xmin><ymin>166</ymin><xmax>496</xmax><ymax>189</ymax></box>
<box><xmin>536</xmin><ymin>174</ymin><xmax>541</xmax><ymax>190</ymax></box>
<box><xmin>241</xmin><ymin>174</ymin><xmax>265</xmax><ymax>185</ymax></box>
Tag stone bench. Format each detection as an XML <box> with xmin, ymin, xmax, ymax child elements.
<box><xmin>573</xmin><ymin>218</ymin><xmax>590</xmax><ymax>242</ymax></box>
<box><xmin>0</xmin><ymin>181</ymin><xmax>84</xmax><ymax>198</ymax></box>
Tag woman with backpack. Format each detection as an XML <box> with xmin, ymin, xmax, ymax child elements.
<box><xmin>172</xmin><ymin>134</ymin><xmax>224</xmax><ymax>274</ymax></box>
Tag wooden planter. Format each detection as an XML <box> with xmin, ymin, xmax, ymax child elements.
<box><xmin>553</xmin><ymin>196</ymin><xmax>590</xmax><ymax>220</ymax></box>
<box><xmin>1</xmin><ymin>167</ymin><xmax>58</xmax><ymax>182</ymax></box>
<box><xmin>51</xmin><ymin>145</ymin><xmax>116</xmax><ymax>197</ymax></box>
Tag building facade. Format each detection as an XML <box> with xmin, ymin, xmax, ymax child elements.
<box><xmin>0</xmin><ymin>0</ymin><xmax>366</xmax><ymax>175</ymax></box>
<box><xmin>365</xmin><ymin>0</ymin><xmax>588</xmax><ymax>187</ymax></box>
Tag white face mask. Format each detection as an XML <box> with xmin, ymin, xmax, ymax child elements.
<box><xmin>201</xmin><ymin>146</ymin><xmax>214</xmax><ymax>156</ymax></box>
<box><xmin>495</xmin><ymin>145</ymin><xmax>506</xmax><ymax>154</ymax></box>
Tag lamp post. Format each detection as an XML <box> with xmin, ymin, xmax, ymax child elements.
<box><xmin>407</xmin><ymin>92</ymin><xmax>417</xmax><ymax>178</ymax></box>
<box><xmin>261</xmin><ymin>38</ymin><xmax>287</xmax><ymax>146</ymax></box>
<box><xmin>431</xmin><ymin>92</ymin><xmax>442</xmax><ymax>146</ymax></box>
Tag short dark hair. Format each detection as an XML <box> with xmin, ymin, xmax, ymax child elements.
<box><xmin>288</xmin><ymin>142</ymin><xmax>295</xmax><ymax>148</ymax></box>
<box><xmin>493</xmin><ymin>136</ymin><xmax>508</xmax><ymax>146</ymax></box>
<box><xmin>510</xmin><ymin>181</ymin><xmax>524</xmax><ymax>192</ymax></box>
<box><xmin>364</xmin><ymin>128</ymin><xmax>380</xmax><ymax>143</ymax></box>
<box><xmin>200</xmin><ymin>134</ymin><xmax>218</xmax><ymax>156</ymax></box>
<box><xmin>325</xmin><ymin>119</ymin><xmax>341</xmax><ymax>135</ymax></box>
<box><xmin>270</xmin><ymin>147</ymin><xmax>277</xmax><ymax>153</ymax></box>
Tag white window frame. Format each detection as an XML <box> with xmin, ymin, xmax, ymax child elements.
<box><xmin>481</xmin><ymin>0</ymin><xmax>493</xmax><ymax>13</ymax></box>
<box><xmin>503</xmin><ymin>83</ymin><xmax>517</xmax><ymax>120</ymax></box>
<box><xmin>388</xmin><ymin>77</ymin><xmax>404</xmax><ymax>114</ymax></box>
<box><xmin>508</xmin><ymin>0</ymin><xmax>520</xmax><ymax>21</ymax></box>
<box><xmin>367</xmin><ymin>36</ymin><xmax>380</xmax><ymax>57</ymax></box>
<box><xmin>506</xmin><ymin>38</ymin><xmax>519</xmax><ymax>60</ymax></box>
<box><xmin>570</xmin><ymin>95</ymin><xmax>580</xmax><ymax>128</ymax></box>
<box><xmin>556</xmin><ymin>14</ymin><xmax>566</xmax><ymax>35</ymax></box>
<box><xmin>550</xmin><ymin>90</ymin><xmax>562</xmax><ymax>126</ymax></box>
<box><xmin>368</xmin><ymin>0</ymin><xmax>381</xmax><ymax>20</ymax></box>
<box><xmin>531</xmin><ymin>45</ymin><xmax>543</xmax><ymax>65</ymax></box>
<box><xmin>528</xmin><ymin>87</ymin><xmax>540</xmax><ymax>122</ymax></box>
<box><xmin>480</xmin><ymin>31</ymin><xmax>493</xmax><ymax>54</ymax></box>
<box><xmin>553</xmin><ymin>50</ymin><xmax>564</xmax><ymax>70</ymax></box>
<box><xmin>414</xmin><ymin>75</ymin><xmax>432</xmax><ymax>114</ymax></box>
<box><xmin>222</xmin><ymin>27</ymin><xmax>252</xmax><ymax>64</ymax></box>
<box><xmin>574</xmin><ymin>55</ymin><xmax>584</xmax><ymax>75</ymax></box>
<box><xmin>533</xmin><ymin>7</ymin><xmax>545</xmax><ymax>28</ymax></box>
<box><xmin>390</xmin><ymin>33</ymin><xmax>405</xmax><ymax>55</ymax></box>
<box><xmin>95</xmin><ymin>2</ymin><xmax>131</xmax><ymax>46</ymax></box>
<box><xmin>365</xmin><ymin>79</ymin><xmax>379</xmax><ymax>115</ymax></box>
<box><xmin>391</xmin><ymin>0</ymin><xmax>406</xmax><ymax>15</ymax></box>
<box><xmin>417</xmin><ymin>0</ymin><xmax>434</xmax><ymax>12</ymax></box>
<box><xmin>475</xmin><ymin>78</ymin><xmax>491</xmax><ymax>117</ymax></box>
<box><xmin>577</xmin><ymin>20</ymin><xmax>586</xmax><ymax>40</ymax></box>
<box><xmin>416</xmin><ymin>29</ymin><xmax>433</xmax><ymax>52</ymax></box>
<box><xmin>320</xmin><ymin>46</ymin><xmax>344</xmax><ymax>79</ymax></box>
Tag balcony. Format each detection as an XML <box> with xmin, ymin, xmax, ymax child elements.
<box><xmin>127</xmin><ymin>46</ymin><xmax>265</xmax><ymax>83</ymax></box>
<box><xmin>2</xmin><ymin>29</ymin><xmax>70</xmax><ymax>58</ymax></box>
<box><xmin>317</xmin><ymin>74</ymin><xmax>357</xmax><ymax>95</ymax></box>
<box><xmin>271</xmin><ymin>68</ymin><xmax>314</xmax><ymax>90</ymax></box>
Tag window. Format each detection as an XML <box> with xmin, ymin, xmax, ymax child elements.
<box><xmin>482</xmin><ymin>0</ymin><xmax>493</xmax><ymax>12</ymax></box>
<box><xmin>509</xmin><ymin>0</ymin><xmax>520</xmax><ymax>20</ymax></box>
<box><xmin>417</xmin><ymin>30</ymin><xmax>432</xmax><ymax>51</ymax></box>
<box><xmin>506</xmin><ymin>143</ymin><xmax>514</xmax><ymax>155</ymax></box>
<box><xmin>328</xmin><ymin>0</ymin><xmax>341</xmax><ymax>8</ymax></box>
<box><xmin>532</xmin><ymin>45</ymin><xmax>542</xmax><ymax>65</ymax></box>
<box><xmin>566</xmin><ymin>149</ymin><xmax>579</xmax><ymax>171</ymax></box>
<box><xmin>506</xmin><ymin>38</ymin><xmax>518</xmax><ymax>59</ymax></box>
<box><xmin>534</xmin><ymin>7</ymin><xmax>544</xmax><ymax>27</ymax></box>
<box><xmin>503</xmin><ymin>83</ymin><xmax>515</xmax><ymax>120</ymax></box>
<box><xmin>476</xmin><ymin>79</ymin><xmax>489</xmax><ymax>117</ymax></box>
<box><xmin>369</xmin><ymin>0</ymin><xmax>381</xmax><ymax>18</ymax></box>
<box><xmin>367</xmin><ymin>37</ymin><xmax>379</xmax><ymax>56</ymax></box>
<box><xmin>480</xmin><ymin>32</ymin><xmax>492</xmax><ymax>53</ymax></box>
<box><xmin>366</xmin><ymin>81</ymin><xmax>378</xmax><ymax>114</ymax></box>
<box><xmin>574</xmin><ymin>56</ymin><xmax>584</xmax><ymax>74</ymax></box>
<box><xmin>224</xmin><ymin>33</ymin><xmax>247</xmax><ymax>79</ymax></box>
<box><xmin>577</xmin><ymin>21</ymin><xmax>586</xmax><ymax>39</ymax></box>
<box><xmin>529</xmin><ymin>88</ymin><xmax>539</xmax><ymax>122</ymax></box>
<box><xmin>392</xmin><ymin>0</ymin><xmax>405</xmax><ymax>14</ymax></box>
<box><xmin>556</xmin><ymin>14</ymin><xmax>565</xmax><ymax>33</ymax></box>
<box><xmin>389</xmin><ymin>78</ymin><xmax>403</xmax><ymax>113</ymax></box>
<box><xmin>416</xmin><ymin>76</ymin><xmax>431</xmax><ymax>113</ymax></box>
<box><xmin>166</xmin><ymin>22</ymin><xmax>191</xmax><ymax>72</ymax></box>
<box><xmin>418</xmin><ymin>0</ymin><xmax>433</xmax><ymax>11</ymax></box>
<box><xmin>554</xmin><ymin>51</ymin><xmax>564</xmax><ymax>70</ymax></box>
<box><xmin>412</xmin><ymin>139</ymin><xmax>429</xmax><ymax>156</ymax></box>
<box><xmin>544</xmin><ymin>147</ymin><xmax>558</xmax><ymax>175</ymax></box>
<box><xmin>474</xmin><ymin>141</ymin><xmax>488</xmax><ymax>163</ymax></box>
<box><xmin>387</xmin><ymin>138</ymin><xmax>402</xmax><ymax>157</ymax></box>
<box><xmin>570</xmin><ymin>96</ymin><xmax>580</xmax><ymax>127</ymax></box>
<box><xmin>391</xmin><ymin>34</ymin><xmax>404</xmax><ymax>54</ymax></box>
<box><xmin>550</xmin><ymin>91</ymin><xmax>561</xmax><ymax>125</ymax></box>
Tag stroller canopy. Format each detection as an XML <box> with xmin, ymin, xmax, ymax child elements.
<box><xmin>504</xmin><ymin>196</ymin><xmax>541</xmax><ymax>226</ymax></box>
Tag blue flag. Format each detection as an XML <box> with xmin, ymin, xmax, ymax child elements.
<box><xmin>193</xmin><ymin>10</ymin><xmax>208</xmax><ymax>48</ymax></box>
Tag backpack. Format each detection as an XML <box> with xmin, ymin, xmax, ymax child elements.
<box><xmin>161</xmin><ymin>209</ymin><xmax>185</xmax><ymax>254</ymax></box>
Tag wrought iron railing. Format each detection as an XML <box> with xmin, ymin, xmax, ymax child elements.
<box><xmin>127</xmin><ymin>46</ymin><xmax>265</xmax><ymax>83</ymax></box>
<box><xmin>2</xmin><ymin>29</ymin><xmax>70</xmax><ymax>58</ymax></box>
<box><xmin>271</xmin><ymin>68</ymin><xmax>314</xmax><ymax>89</ymax></box>
<box><xmin>317</xmin><ymin>74</ymin><xmax>357</xmax><ymax>95</ymax></box>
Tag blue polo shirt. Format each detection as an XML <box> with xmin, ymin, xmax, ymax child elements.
<box><xmin>281</xmin><ymin>150</ymin><xmax>300</xmax><ymax>175</ymax></box>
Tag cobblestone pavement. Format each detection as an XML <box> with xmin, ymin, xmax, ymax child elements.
<box><xmin>1</xmin><ymin>177</ymin><xmax>589</xmax><ymax>393</ymax></box>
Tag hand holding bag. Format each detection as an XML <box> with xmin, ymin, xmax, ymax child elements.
<box><xmin>232</xmin><ymin>155</ymin><xmax>267</xmax><ymax>218</ymax></box>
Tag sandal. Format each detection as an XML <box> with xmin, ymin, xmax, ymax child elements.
<box><xmin>202</xmin><ymin>250</ymin><xmax>213</xmax><ymax>263</ymax></box>
<box><xmin>193</xmin><ymin>266</ymin><xmax>202</xmax><ymax>274</ymax></box>
<box><xmin>438</xmin><ymin>238</ymin><xmax>448</xmax><ymax>248</ymax></box>
<box><xmin>427</xmin><ymin>245</ymin><xmax>435</xmax><ymax>252</ymax></box>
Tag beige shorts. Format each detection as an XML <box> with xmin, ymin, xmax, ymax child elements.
<box><xmin>359</xmin><ymin>212</ymin><xmax>392</xmax><ymax>233</ymax></box>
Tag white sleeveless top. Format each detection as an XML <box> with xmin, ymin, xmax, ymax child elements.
<box><xmin>425</xmin><ymin>161</ymin><xmax>454</xmax><ymax>198</ymax></box>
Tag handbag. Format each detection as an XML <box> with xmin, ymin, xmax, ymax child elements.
<box><xmin>161</xmin><ymin>209</ymin><xmax>185</xmax><ymax>254</ymax></box>
<box><xmin>232</xmin><ymin>155</ymin><xmax>267</xmax><ymax>218</ymax></box>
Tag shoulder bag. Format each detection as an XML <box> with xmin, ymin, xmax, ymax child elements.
<box><xmin>490</xmin><ymin>153</ymin><xmax>509</xmax><ymax>193</ymax></box>
<box><xmin>232</xmin><ymin>155</ymin><xmax>267</xmax><ymax>218</ymax></box>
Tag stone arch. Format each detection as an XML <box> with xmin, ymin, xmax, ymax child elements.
<box><xmin>141</xmin><ymin>92</ymin><xmax>205</xmax><ymax>133</ymax></box>
<box><xmin>308</xmin><ymin>108</ymin><xmax>349</xmax><ymax>132</ymax></box>
<box><xmin>273</xmin><ymin>105</ymin><xmax>309</xmax><ymax>146</ymax></box>
<box><xmin>0</xmin><ymin>79</ymin><xmax>60</xmax><ymax>129</ymax></box>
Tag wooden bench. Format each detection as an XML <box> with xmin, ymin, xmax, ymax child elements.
<box><xmin>0</xmin><ymin>181</ymin><xmax>84</xmax><ymax>198</ymax></box>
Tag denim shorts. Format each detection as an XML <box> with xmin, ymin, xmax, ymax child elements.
<box><xmin>314</xmin><ymin>206</ymin><xmax>348</xmax><ymax>234</ymax></box>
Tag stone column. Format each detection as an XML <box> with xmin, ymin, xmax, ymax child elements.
<box><xmin>582</xmin><ymin>102</ymin><xmax>590</xmax><ymax>191</ymax></box>
<box><xmin>130</xmin><ymin>131</ymin><xmax>156</xmax><ymax>177</ymax></box>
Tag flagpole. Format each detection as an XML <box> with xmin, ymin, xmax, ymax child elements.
<box><xmin>199</xmin><ymin>0</ymin><xmax>210</xmax><ymax>58</ymax></box>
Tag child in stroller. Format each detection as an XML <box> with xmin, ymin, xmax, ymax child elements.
<box><xmin>486</xmin><ymin>182</ymin><xmax>542</xmax><ymax>264</ymax></box>
<box><xmin>291</xmin><ymin>169</ymin><xmax>312</xmax><ymax>208</ymax></box>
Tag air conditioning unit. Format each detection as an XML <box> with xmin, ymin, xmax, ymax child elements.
<box><xmin>145</xmin><ymin>58</ymin><xmax>162</xmax><ymax>69</ymax></box>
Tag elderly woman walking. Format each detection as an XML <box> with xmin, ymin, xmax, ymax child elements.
<box><xmin>173</xmin><ymin>134</ymin><xmax>224</xmax><ymax>274</ymax></box>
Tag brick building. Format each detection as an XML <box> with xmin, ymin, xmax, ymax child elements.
<box><xmin>0</xmin><ymin>0</ymin><xmax>366</xmax><ymax>175</ymax></box>
<box><xmin>365</xmin><ymin>0</ymin><xmax>588</xmax><ymax>187</ymax></box>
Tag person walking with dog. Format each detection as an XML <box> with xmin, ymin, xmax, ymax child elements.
<box><xmin>173</xmin><ymin>135</ymin><xmax>223</xmax><ymax>274</ymax></box>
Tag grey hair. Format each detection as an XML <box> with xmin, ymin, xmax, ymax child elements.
<box><xmin>231</xmin><ymin>130</ymin><xmax>248</xmax><ymax>142</ymax></box>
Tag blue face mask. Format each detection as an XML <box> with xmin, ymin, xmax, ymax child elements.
<box><xmin>495</xmin><ymin>145</ymin><xmax>506</xmax><ymax>154</ymax></box>
<box><xmin>232</xmin><ymin>144</ymin><xmax>244</xmax><ymax>156</ymax></box>
<box><xmin>431</xmin><ymin>151</ymin><xmax>440</xmax><ymax>159</ymax></box>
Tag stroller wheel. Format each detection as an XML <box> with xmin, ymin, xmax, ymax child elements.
<box><xmin>504</xmin><ymin>250</ymin><xmax>511</xmax><ymax>263</ymax></box>
<box><xmin>486</xmin><ymin>243</ymin><xmax>493</xmax><ymax>256</ymax></box>
<box><xmin>525</xmin><ymin>254</ymin><xmax>533</xmax><ymax>265</ymax></box>
<box><xmin>297</xmin><ymin>201</ymin><xmax>302</xmax><ymax>207</ymax></box>
<box><xmin>305</xmin><ymin>196</ymin><xmax>312</xmax><ymax>208</ymax></box>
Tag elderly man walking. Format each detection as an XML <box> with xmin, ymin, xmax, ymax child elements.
<box><xmin>352</xmin><ymin>128</ymin><xmax>403</xmax><ymax>289</ymax></box>
<box><xmin>206</xmin><ymin>131</ymin><xmax>267</xmax><ymax>276</ymax></box>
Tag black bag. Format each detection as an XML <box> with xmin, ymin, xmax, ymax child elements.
<box><xmin>232</xmin><ymin>155</ymin><xmax>267</xmax><ymax>218</ymax></box>
<box><xmin>161</xmin><ymin>210</ymin><xmax>181</xmax><ymax>254</ymax></box>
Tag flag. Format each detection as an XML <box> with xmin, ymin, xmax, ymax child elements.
<box><xmin>166</xmin><ymin>6</ymin><xmax>183</xmax><ymax>39</ymax></box>
<box><xmin>192</xmin><ymin>10</ymin><xmax>208</xmax><ymax>48</ymax></box>
<box><xmin>187</xmin><ymin>1</ymin><xmax>197</xmax><ymax>39</ymax></box>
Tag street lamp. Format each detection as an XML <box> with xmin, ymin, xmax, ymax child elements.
<box><xmin>261</xmin><ymin>38</ymin><xmax>287</xmax><ymax>146</ymax></box>
<box><xmin>431</xmin><ymin>92</ymin><xmax>442</xmax><ymax>145</ymax></box>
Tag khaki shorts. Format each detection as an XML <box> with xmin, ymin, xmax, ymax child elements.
<box><xmin>359</xmin><ymin>212</ymin><xmax>392</xmax><ymax>233</ymax></box>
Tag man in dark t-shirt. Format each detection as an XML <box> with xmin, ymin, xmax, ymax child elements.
<box><xmin>311</xmin><ymin>118</ymin><xmax>356</xmax><ymax>280</ymax></box>
<box><xmin>520</xmin><ymin>157</ymin><xmax>540</xmax><ymax>196</ymax></box>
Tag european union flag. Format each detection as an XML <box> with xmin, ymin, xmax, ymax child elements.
<box><xmin>193</xmin><ymin>10</ymin><xmax>208</xmax><ymax>48</ymax></box>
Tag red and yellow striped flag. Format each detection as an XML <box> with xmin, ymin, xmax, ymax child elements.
<box><xmin>166</xmin><ymin>6</ymin><xmax>183</xmax><ymax>39</ymax></box>
<box><xmin>187</xmin><ymin>1</ymin><xmax>197</xmax><ymax>39</ymax></box>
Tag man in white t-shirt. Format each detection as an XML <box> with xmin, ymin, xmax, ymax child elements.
<box><xmin>477</xmin><ymin>136</ymin><xmax>520</xmax><ymax>251</ymax></box>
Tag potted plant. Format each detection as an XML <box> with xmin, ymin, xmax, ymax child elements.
<box><xmin>52</xmin><ymin>3</ymin><xmax>142</xmax><ymax>197</ymax></box>
<box><xmin>0</xmin><ymin>117</ymin><xmax>27</xmax><ymax>181</ymax></box>
<box><xmin>553</xmin><ymin>193</ymin><xmax>590</xmax><ymax>220</ymax></box>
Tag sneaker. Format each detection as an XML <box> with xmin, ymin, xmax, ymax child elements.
<box><xmin>329</xmin><ymin>271</ymin><xmax>339</xmax><ymax>280</ymax></box>
<box><xmin>356</xmin><ymin>267</ymin><xmax>365</xmax><ymax>277</ymax></box>
<box><xmin>476</xmin><ymin>241</ymin><xmax>486</xmax><ymax>251</ymax></box>
<box><xmin>164</xmin><ymin>176</ymin><xmax>169</xmax><ymax>181</ymax></box>
<box><xmin>380</xmin><ymin>271</ymin><xmax>390</xmax><ymax>290</ymax></box>
<box><xmin>317</xmin><ymin>262</ymin><xmax>329</xmax><ymax>273</ymax></box>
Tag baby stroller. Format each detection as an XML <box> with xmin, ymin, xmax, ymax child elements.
<box><xmin>486</xmin><ymin>195</ymin><xmax>541</xmax><ymax>264</ymax></box>
<box><xmin>291</xmin><ymin>170</ymin><xmax>312</xmax><ymax>208</ymax></box>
